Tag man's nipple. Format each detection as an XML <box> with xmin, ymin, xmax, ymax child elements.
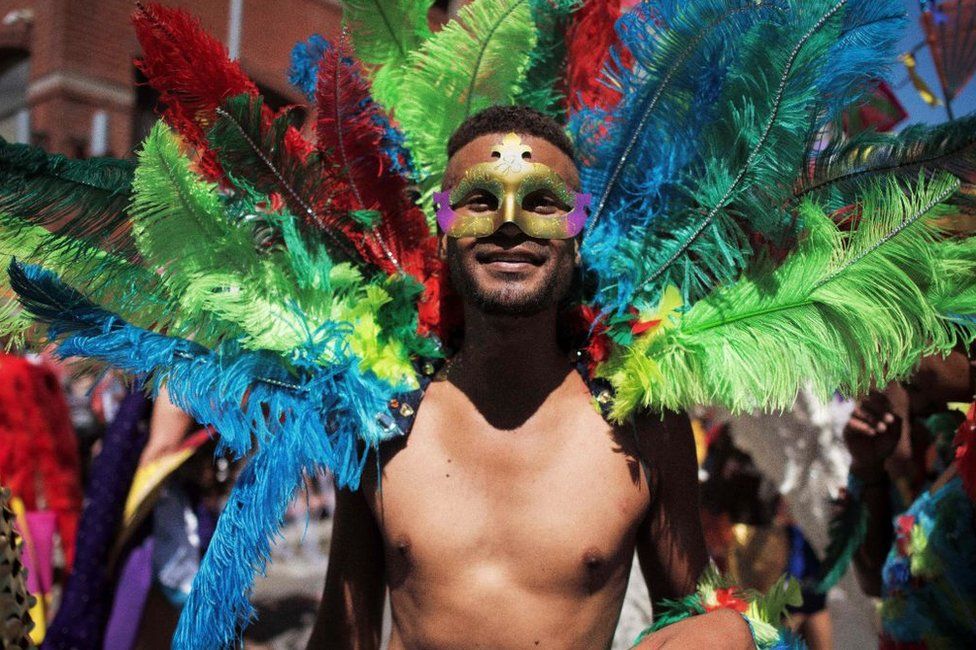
<box><xmin>394</xmin><ymin>536</ymin><xmax>412</xmax><ymax>558</ymax></box>
<box><xmin>581</xmin><ymin>547</ymin><xmax>609</xmax><ymax>593</ymax></box>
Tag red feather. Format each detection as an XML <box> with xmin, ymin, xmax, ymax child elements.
<box><xmin>565</xmin><ymin>1</ymin><xmax>633</xmax><ymax>112</ymax></box>
<box><xmin>314</xmin><ymin>40</ymin><xmax>457</xmax><ymax>337</ymax></box>
<box><xmin>133</xmin><ymin>2</ymin><xmax>260</xmax><ymax>180</ymax></box>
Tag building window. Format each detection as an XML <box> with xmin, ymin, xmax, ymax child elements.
<box><xmin>0</xmin><ymin>49</ymin><xmax>29</xmax><ymax>143</ymax></box>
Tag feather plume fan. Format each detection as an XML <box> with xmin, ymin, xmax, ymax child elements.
<box><xmin>6</xmin><ymin>260</ymin><xmax>393</xmax><ymax>648</ymax></box>
<box><xmin>599</xmin><ymin>173</ymin><xmax>974</xmax><ymax>419</ymax></box>
<box><xmin>130</xmin><ymin>122</ymin><xmax>340</xmax><ymax>352</ymax></box>
<box><xmin>573</xmin><ymin>0</ymin><xmax>774</xmax><ymax>314</ymax></box>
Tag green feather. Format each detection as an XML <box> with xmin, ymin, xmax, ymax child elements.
<box><xmin>601</xmin><ymin>173</ymin><xmax>970</xmax><ymax>419</ymax></box>
<box><xmin>513</xmin><ymin>0</ymin><xmax>580</xmax><ymax>119</ymax></box>
<box><xmin>931</xmin><ymin>233</ymin><xmax>976</xmax><ymax>323</ymax></box>
<box><xmin>746</xmin><ymin>574</ymin><xmax>803</xmax><ymax>626</ymax></box>
<box><xmin>635</xmin><ymin>593</ymin><xmax>704</xmax><ymax>641</ymax></box>
<box><xmin>129</xmin><ymin>122</ymin><xmax>424</xmax><ymax>387</ymax></box>
<box><xmin>635</xmin><ymin>565</ymin><xmax>801</xmax><ymax>647</ymax></box>
<box><xmin>0</xmin><ymin>216</ymin><xmax>170</xmax><ymax>344</ymax></box>
<box><xmin>0</xmin><ymin>138</ymin><xmax>135</xmax><ymax>256</ymax></box>
<box><xmin>342</xmin><ymin>0</ymin><xmax>433</xmax><ymax>110</ymax></box>
<box><xmin>131</xmin><ymin>122</ymin><xmax>339</xmax><ymax>352</ymax></box>
<box><xmin>394</xmin><ymin>0</ymin><xmax>537</xmax><ymax>203</ymax></box>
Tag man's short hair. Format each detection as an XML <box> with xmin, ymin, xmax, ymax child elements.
<box><xmin>447</xmin><ymin>105</ymin><xmax>575</xmax><ymax>160</ymax></box>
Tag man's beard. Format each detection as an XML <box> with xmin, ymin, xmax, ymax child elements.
<box><xmin>447</xmin><ymin>250</ymin><xmax>574</xmax><ymax>317</ymax></box>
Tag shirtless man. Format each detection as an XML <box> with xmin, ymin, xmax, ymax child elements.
<box><xmin>307</xmin><ymin>106</ymin><xmax>754</xmax><ymax>649</ymax></box>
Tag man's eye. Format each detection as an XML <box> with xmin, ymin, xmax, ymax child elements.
<box><xmin>523</xmin><ymin>192</ymin><xmax>564</xmax><ymax>214</ymax></box>
<box><xmin>461</xmin><ymin>192</ymin><xmax>497</xmax><ymax>211</ymax></box>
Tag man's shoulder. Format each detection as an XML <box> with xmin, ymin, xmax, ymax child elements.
<box><xmin>626</xmin><ymin>410</ymin><xmax>697</xmax><ymax>470</ymax></box>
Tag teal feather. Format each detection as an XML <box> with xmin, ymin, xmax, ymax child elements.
<box><xmin>796</xmin><ymin>112</ymin><xmax>976</xmax><ymax>212</ymax></box>
<box><xmin>816</xmin><ymin>487</ymin><xmax>870</xmax><ymax>592</ymax></box>
<box><xmin>0</xmin><ymin>138</ymin><xmax>135</xmax><ymax>255</ymax></box>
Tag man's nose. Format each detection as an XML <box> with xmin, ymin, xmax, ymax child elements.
<box><xmin>493</xmin><ymin>221</ymin><xmax>526</xmax><ymax>239</ymax></box>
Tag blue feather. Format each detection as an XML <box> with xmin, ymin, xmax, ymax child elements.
<box><xmin>288</xmin><ymin>34</ymin><xmax>331</xmax><ymax>100</ymax></box>
<box><xmin>175</xmin><ymin>441</ymin><xmax>306</xmax><ymax>648</ymax></box>
<box><xmin>575</xmin><ymin>0</ymin><xmax>908</xmax><ymax>316</ymax></box>
<box><xmin>9</xmin><ymin>260</ymin><xmax>395</xmax><ymax>475</ymax></box>
<box><xmin>375</xmin><ymin>113</ymin><xmax>418</xmax><ymax>180</ymax></box>
<box><xmin>9</xmin><ymin>259</ymin><xmax>399</xmax><ymax>645</ymax></box>
<box><xmin>816</xmin><ymin>0</ymin><xmax>906</xmax><ymax>127</ymax></box>
<box><xmin>572</xmin><ymin>0</ymin><xmax>773</xmax><ymax>314</ymax></box>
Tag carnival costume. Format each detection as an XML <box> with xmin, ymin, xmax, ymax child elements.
<box><xmin>2</xmin><ymin>0</ymin><xmax>976</xmax><ymax>646</ymax></box>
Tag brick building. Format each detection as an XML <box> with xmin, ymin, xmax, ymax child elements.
<box><xmin>0</xmin><ymin>0</ymin><xmax>346</xmax><ymax>157</ymax></box>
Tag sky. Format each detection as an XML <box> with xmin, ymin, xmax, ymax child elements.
<box><xmin>892</xmin><ymin>1</ymin><xmax>976</xmax><ymax>125</ymax></box>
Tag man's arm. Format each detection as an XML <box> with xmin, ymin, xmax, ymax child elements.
<box><xmin>306</xmin><ymin>485</ymin><xmax>386</xmax><ymax>649</ymax></box>
<box><xmin>139</xmin><ymin>385</ymin><xmax>195</xmax><ymax>467</ymax></box>
<box><xmin>632</xmin><ymin>411</ymin><xmax>753</xmax><ymax>649</ymax></box>
<box><xmin>633</xmin><ymin>410</ymin><xmax>708</xmax><ymax>599</ymax></box>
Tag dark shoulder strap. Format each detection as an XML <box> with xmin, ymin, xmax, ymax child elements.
<box><xmin>572</xmin><ymin>349</ymin><xmax>617</xmax><ymax>423</ymax></box>
<box><xmin>383</xmin><ymin>357</ymin><xmax>446</xmax><ymax>436</ymax></box>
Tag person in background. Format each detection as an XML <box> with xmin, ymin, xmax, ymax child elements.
<box><xmin>45</xmin><ymin>387</ymin><xmax>226</xmax><ymax>650</ymax></box>
<box><xmin>845</xmin><ymin>350</ymin><xmax>976</xmax><ymax>648</ymax></box>
<box><xmin>0</xmin><ymin>351</ymin><xmax>80</xmax><ymax>643</ymax></box>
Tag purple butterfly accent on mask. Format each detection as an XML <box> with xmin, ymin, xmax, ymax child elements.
<box><xmin>433</xmin><ymin>191</ymin><xmax>456</xmax><ymax>233</ymax></box>
<box><xmin>567</xmin><ymin>192</ymin><xmax>592</xmax><ymax>237</ymax></box>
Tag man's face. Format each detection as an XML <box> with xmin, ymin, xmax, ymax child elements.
<box><xmin>441</xmin><ymin>133</ymin><xmax>581</xmax><ymax>316</ymax></box>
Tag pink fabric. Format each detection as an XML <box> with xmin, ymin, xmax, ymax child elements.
<box><xmin>22</xmin><ymin>509</ymin><xmax>57</xmax><ymax>594</ymax></box>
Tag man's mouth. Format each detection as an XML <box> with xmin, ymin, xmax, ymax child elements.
<box><xmin>475</xmin><ymin>249</ymin><xmax>546</xmax><ymax>271</ymax></box>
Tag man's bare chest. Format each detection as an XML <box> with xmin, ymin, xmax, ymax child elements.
<box><xmin>366</xmin><ymin>399</ymin><xmax>651</xmax><ymax>593</ymax></box>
